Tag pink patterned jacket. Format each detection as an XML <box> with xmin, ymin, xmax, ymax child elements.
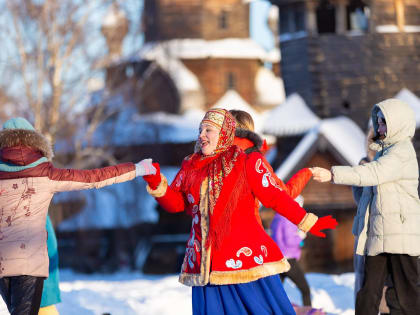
<box><xmin>0</xmin><ymin>146</ymin><xmax>135</xmax><ymax>277</ymax></box>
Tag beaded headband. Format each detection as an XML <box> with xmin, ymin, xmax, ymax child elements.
<box><xmin>200</xmin><ymin>108</ymin><xmax>226</xmax><ymax>129</ymax></box>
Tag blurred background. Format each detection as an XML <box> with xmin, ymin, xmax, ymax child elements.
<box><xmin>0</xmin><ymin>0</ymin><xmax>419</xmax><ymax>277</ymax></box>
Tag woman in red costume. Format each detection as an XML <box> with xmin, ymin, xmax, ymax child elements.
<box><xmin>143</xmin><ymin>109</ymin><xmax>337</xmax><ymax>314</ymax></box>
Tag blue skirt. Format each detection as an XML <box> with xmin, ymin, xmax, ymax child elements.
<box><xmin>192</xmin><ymin>275</ymin><xmax>295</xmax><ymax>315</ymax></box>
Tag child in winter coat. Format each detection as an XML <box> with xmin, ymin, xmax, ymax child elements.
<box><xmin>312</xmin><ymin>99</ymin><xmax>420</xmax><ymax>315</ymax></box>
<box><xmin>0</xmin><ymin>117</ymin><xmax>156</xmax><ymax>315</ymax></box>
<box><xmin>142</xmin><ymin>108</ymin><xmax>337</xmax><ymax>314</ymax></box>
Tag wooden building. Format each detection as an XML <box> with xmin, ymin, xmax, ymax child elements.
<box><xmin>106</xmin><ymin>0</ymin><xmax>283</xmax><ymax>116</ymax></box>
<box><xmin>56</xmin><ymin>0</ymin><xmax>285</xmax><ymax>273</ymax></box>
<box><xmin>269</xmin><ymin>0</ymin><xmax>420</xmax><ymax>128</ymax></box>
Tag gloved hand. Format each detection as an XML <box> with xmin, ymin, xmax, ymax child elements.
<box><xmin>309</xmin><ymin>215</ymin><xmax>338</xmax><ymax>238</ymax></box>
<box><xmin>142</xmin><ymin>162</ymin><xmax>161</xmax><ymax>189</ymax></box>
<box><xmin>135</xmin><ymin>159</ymin><xmax>156</xmax><ymax>177</ymax></box>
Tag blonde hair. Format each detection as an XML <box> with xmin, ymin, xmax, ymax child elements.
<box><xmin>229</xmin><ymin>110</ymin><xmax>255</xmax><ymax>131</ymax></box>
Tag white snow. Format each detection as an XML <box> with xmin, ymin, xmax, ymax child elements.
<box><xmin>0</xmin><ymin>270</ymin><xmax>356</xmax><ymax>315</ymax></box>
<box><xmin>212</xmin><ymin>89</ymin><xmax>266</xmax><ymax>131</ymax></box>
<box><xmin>91</xmin><ymin>107</ymin><xmax>203</xmax><ymax>147</ymax></box>
<box><xmin>265</xmin><ymin>47</ymin><xmax>281</xmax><ymax>63</ymax></box>
<box><xmin>404</xmin><ymin>25</ymin><xmax>420</xmax><ymax>33</ymax></box>
<box><xmin>276</xmin><ymin>128</ymin><xmax>319</xmax><ymax>180</ymax></box>
<box><xmin>255</xmin><ymin>67</ymin><xmax>285</xmax><ymax>106</ymax></box>
<box><xmin>135</xmin><ymin>38</ymin><xmax>275</xmax><ymax>61</ymax></box>
<box><xmin>263</xmin><ymin>93</ymin><xmax>321</xmax><ymax>136</ymax></box>
<box><xmin>275</xmin><ymin>116</ymin><xmax>366</xmax><ymax>179</ymax></box>
<box><xmin>320</xmin><ymin>117</ymin><xmax>366</xmax><ymax>166</ymax></box>
<box><xmin>155</xmin><ymin>57</ymin><xmax>200</xmax><ymax>93</ymax></box>
<box><xmin>376</xmin><ymin>25</ymin><xmax>420</xmax><ymax>33</ymax></box>
<box><xmin>58</xmin><ymin>167</ymin><xmax>180</xmax><ymax>231</ymax></box>
<box><xmin>152</xmin><ymin>56</ymin><xmax>205</xmax><ymax>112</ymax></box>
<box><xmin>375</xmin><ymin>25</ymin><xmax>399</xmax><ymax>33</ymax></box>
<box><xmin>394</xmin><ymin>88</ymin><xmax>420</xmax><ymax>127</ymax></box>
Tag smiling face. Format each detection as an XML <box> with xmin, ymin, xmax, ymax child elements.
<box><xmin>198</xmin><ymin>123</ymin><xmax>220</xmax><ymax>156</ymax></box>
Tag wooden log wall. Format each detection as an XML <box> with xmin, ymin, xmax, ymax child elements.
<box><xmin>281</xmin><ymin>32</ymin><xmax>420</xmax><ymax>129</ymax></box>
<box><xmin>144</xmin><ymin>0</ymin><xmax>249</xmax><ymax>42</ymax></box>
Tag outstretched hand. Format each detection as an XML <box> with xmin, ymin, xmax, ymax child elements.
<box><xmin>142</xmin><ymin>162</ymin><xmax>161</xmax><ymax>189</ymax></box>
<box><xmin>135</xmin><ymin>159</ymin><xmax>156</xmax><ymax>177</ymax></box>
<box><xmin>310</xmin><ymin>167</ymin><xmax>332</xmax><ymax>183</ymax></box>
<box><xmin>309</xmin><ymin>215</ymin><xmax>338</xmax><ymax>238</ymax></box>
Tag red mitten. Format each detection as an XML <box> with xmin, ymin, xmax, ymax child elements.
<box><xmin>143</xmin><ymin>163</ymin><xmax>161</xmax><ymax>189</ymax></box>
<box><xmin>309</xmin><ymin>215</ymin><xmax>338</xmax><ymax>238</ymax></box>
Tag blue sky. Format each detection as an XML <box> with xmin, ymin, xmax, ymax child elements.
<box><xmin>250</xmin><ymin>0</ymin><xmax>275</xmax><ymax>51</ymax></box>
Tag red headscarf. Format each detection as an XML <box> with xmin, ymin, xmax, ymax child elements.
<box><xmin>187</xmin><ymin>109</ymin><xmax>247</xmax><ymax>250</ymax></box>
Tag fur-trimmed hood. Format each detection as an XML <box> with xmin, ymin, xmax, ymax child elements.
<box><xmin>0</xmin><ymin>129</ymin><xmax>54</xmax><ymax>161</ymax></box>
<box><xmin>234</xmin><ymin>128</ymin><xmax>263</xmax><ymax>153</ymax></box>
<box><xmin>370</xmin><ymin>98</ymin><xmax>415</xmax><ymax>151</ymax></box>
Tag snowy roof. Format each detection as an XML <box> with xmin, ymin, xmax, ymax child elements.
<box><xmin>394</xmin><ymin>88</ymin><xmax>420</xmax><ymax>127</ymax></box>
<box><xmin>91</xmin><ymin>106</ymin><xmax>203</xmax><ymax>147</ymax></box>
<box><xmin>275</xmin><ymin>116</ymin><xmax>366</xmax><ymax>179</ymax></box>
<box><xmin>265</xmin><ymin>48</ymin><xmax>281</xmax><ymax>63</ymax></box>
<box><xmin>255</xmin><ymin>67</ymin><xmax>285</xmax><ymax>107</ymax></box>
<box><xmin>135</xmin><ymin>38</ymin><xmax>275</xmax><ymax>61</ymax></box>
<box><xmin>263</xmin><ymin>93</ymin><xmax>321</xmax><ymax>136</ymax></box>
<box><xmin>58</xmin><ymin>166</ymin><xmax>179</xmax><ymax>230</ymax></box>
<box><xmin>212</xmin><ymin>89</ymin><xmax>267</xmax><ymax>133</ymax></box>
<box><xmin>320</xmin><ymin>117</ymin><xmax>366</xmax><ymax>166</ymax></box>
<box><xmin>376</xmin><ymin>25</ymin><xmax>420</xmax><ymax>33</ymax></box>
<box><xmin>155</xmin><ymin>57</ymin><xmax>201</xmax><ymax>92</ymax></box>
<box><xmin>153</xmin><ymin>56</ymin><xmax>205</xmax><ymax>111</ymax></box>
<box><xmin>276</xmin><ymin>128</ymin><xmax>319</xmax><ymax>180</ymax></box>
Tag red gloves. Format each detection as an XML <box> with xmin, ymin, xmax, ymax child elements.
<box><xmin>143</xmin><ymin>163</ymin><xmax>161</xmax><ymax>189</ymax></box>
<box><xmin>309</xmin><ymin>215</ymin><xmax>338</xmax><ymax>238</ymax></box>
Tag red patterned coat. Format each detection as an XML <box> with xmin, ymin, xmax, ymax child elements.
<box><xmin>148</xmin><ymin>149</ymin><xmax>318</xmax><ymax>286</ymax></box>
<box><xmin>233</xmin><ymin>128</ymin><xmax>313</xmax><ymax>204</ymax></box>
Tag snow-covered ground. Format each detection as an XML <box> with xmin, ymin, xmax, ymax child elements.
<box><xmin>0</xmin><ymin>270</ymin><xmax>355</xmax><ymax>315</ymax></box>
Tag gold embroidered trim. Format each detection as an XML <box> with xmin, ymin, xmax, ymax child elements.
<box><xmin>298</xmin><ymin>213</ymin><xmax>318</xmax><ymax>233</ymax></box>
<box><xmin>179</xmin><ymin>177</ymin><xmax>212</xmax><ymax>287</ymax></box>
<box><xmin>201</xmin><ymin>109</ymin><xmax>225</xmax><ymax>129</ymax></box>
<box><xmin>146</xmin><ymin>174</ymin><xmax>168</xmax><ymax>198</ymax></box>
<box><xmin>209</xmin><ymin>259</ymin><xmax>291</xmax><ymax>285</ymax></box>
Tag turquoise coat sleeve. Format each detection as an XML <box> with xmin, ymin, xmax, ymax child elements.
<box><xmin>40</xmin><ymin>215</ymin><xmax>61</xmax><ymax>307</ymax></box>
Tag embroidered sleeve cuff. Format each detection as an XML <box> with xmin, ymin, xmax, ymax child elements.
<box><xmin>146</xmin><ymin>174</ymin><xmax>168</xmax><ymax>198</ymax></box>
<box><xmin>298</xmin><ymin>213</ymin><xmax>318</xmax><ymax>233</ymax></box>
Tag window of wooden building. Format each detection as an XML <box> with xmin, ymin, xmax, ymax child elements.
<box><xmin>316</xmin><ymin>0</ymin><xmax>336</xmax><ymax>34</ymax></box>
<box><xmin>279</xmin><ymin>3</ymin><xmax>305</xmax><ymax>34</ymax></box>
<box><xmin>219</xmin><ymin>10</ymin><xmax>228</xmax><ymax>29</ymax></box>
<box><xmin>227</xmin><ymin>72</ymin><xmax>235</xmax><ymax>90</ymax></box>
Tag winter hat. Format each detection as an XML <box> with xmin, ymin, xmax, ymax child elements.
<box><xmin>3</xmin><ymin>117</ymin><xmax>35</xmax><ymax>131</ymax></box>
<box><xmin>0</xmin><ymin>117</ymin><xmax>53</xmax><ymax>171</ymax></box>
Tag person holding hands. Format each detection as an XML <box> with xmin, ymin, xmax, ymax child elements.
<box><xmin>143</xmin><ymin>108</ymin><xmax>338</xmax><ymax>314</ymax></box>
<box><xmin>312</xmin><ymin>99</ymin><xmax>420</xmax><ymax>315</ymax></box>
<box><xmin>0</xmin><ymin>117</ymin><xmax>156</xmax><ymax>315</ymax></box>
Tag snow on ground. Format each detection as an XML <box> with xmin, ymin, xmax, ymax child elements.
<box><xmin>0</xmin><ymin>270</ymin><xmax>355</xmax><ymax>315</ymax></box>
